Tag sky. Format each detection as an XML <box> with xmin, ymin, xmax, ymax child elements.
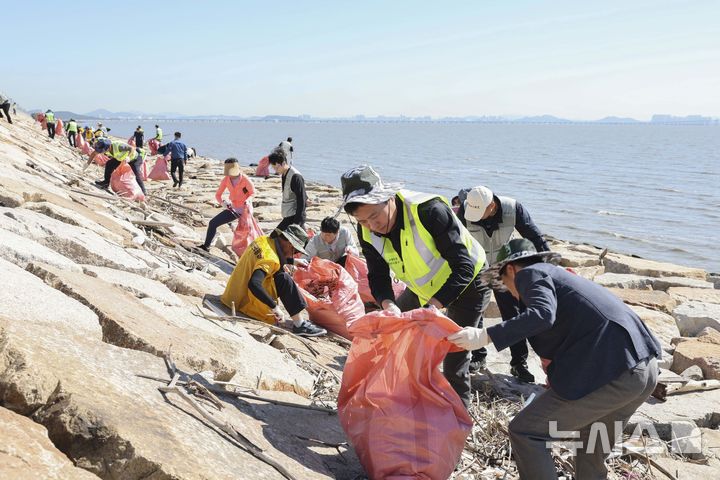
<box><xmin>5</xmin><ymin>0</ymin><xmax>719</xmax><ymax>119</ymax></box>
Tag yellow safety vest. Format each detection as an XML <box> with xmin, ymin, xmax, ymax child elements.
<box><xmin>45</xmin><ymin>112</ymin><xmax>55</xmax><ymax>123</ymax></box>
<box><xmin>67</xmin><ymin>121</ymin><xmax>78</xmax><ymax>133</ymax></box>
<box><xmin>155</xmin><ymin>128</ymin><xmax>162</xmax><ymax>141</ymax></box>
<box><xmin>361</xmin><ymin>189</ymin><xmax>486</xmax><ymax>305</ymax></box>
<box><xmin>108</xmin><ymin>141</ymin><xmax>132</xmax><ymax>162</ymax></box>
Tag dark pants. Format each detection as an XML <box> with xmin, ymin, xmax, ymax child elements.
<box><xmin>0</xmin><ymin>102</ymin><xmax>11</xmax><ymax>123</ymax></box>
<box><xmin>135</xmin><ymin>137</ymin><xmax>144</xmax><ymax>149</ymax></box>
<box><xmin>203</xmin><ymin>209</ymin><xmax>236</xmax><ymax>248</ymax></box>
<box><xmin>337</xmin><ymin>255</ymin><xmax>348</xmax><ymax>268</ymax></box>
<box><xmin>274</xmin><ymin>271</ymin><xmax>307</xmax><ymax>316</ymax></box>
<box><xmin>67</xmin><ymin>131</ymin><xmax>76</xmax><ymax>147</ymax></box>
<box><xmin>396</xmin><ymin>277</ymin><xmax>491</xmax><ymax>407</ymax></box>
<box><xmin>171</xmin><ymin>158</ymin><xmax>184</xmax><ymax>186</ymax></box>
<box><xmin>509</xmin><ymin>357</ymin><xmax>658</xmax><ymax>479</ymax></box>
<box><xmin>472</xmin><ymin>288</ymin><xmax>529</xmax><ymax>366</ymax></box>
<box><xmin>102</xmin><ymin>155</ymin><xmax>146</xmax><ymax>194</ymax></box>
<box><xmin>103</xmin><ymin>158</ymin><xmax>121</xmax><ymax>184</ymax></box>
<box><xmin>47</xmin><ymin>122</ymin><xmax>55</xmax><ymax>139</ymax></box>
<box><xmin>276</xmin><ymin>215</ymin><xmax>305</xmax><ymax>231</ymax></box>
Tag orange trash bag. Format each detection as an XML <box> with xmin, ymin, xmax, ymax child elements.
<box><xmin>338</xmin><ymin>309</ymin><xmax>472</xmax><ymax>479</ymax></box>
<box><xmin>93</xmin><ymin>153</ymin><xmax>109</xmax><ymax>166</ymax></box>
<box><xmin>148</xmin><ymin>154</ymin><xmax>171</xmax><ymax>181</ymax></box>
<box><xmin>231</xmin><ymin>204</ymin><xmax>263</xmax><ymax>258</ymax></box>
<box><xmin>127</xmin><ymin>136</ymin><xmax>136</xmax><ymax>147</ymax></box>
<box><xmin>293</xmin><ymin>257</ymin><xmax>365</xmax><ymax>339</ymax></box>
<box><xmin>255</xmin><ymin>155</ymin><xmax>270</xmax><ymax>177</ymax></box>
<box><xmin>36</xmin><ymin>113</ymin><xmax>46</xmax><ymax>129</ymax></box>
<box><xmin>75</xmin><ymin>132</ymin><xmax>85</xmax><ymax>149</ymax></box>
<box><xmin>344</xmin><ymin>253</ymin><xmax>406</xmax><ymax>304</ymax></box>
<box><xmin>55</xmin><ymin>118</ymin><xmax>64</xmax><ymax>136</ymax></box>
<box><xmin>110</xmin><ymin>163</ymin><xmax>145</xmax><ymax>201</ymax></box>
<box><xmin>148</xmin><ymin>138</ymin><xmax>159</xmax><ymax>155</ymax></box>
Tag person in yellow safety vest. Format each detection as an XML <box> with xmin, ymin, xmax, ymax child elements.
<box><xmin>83</xmin><ymin>138</ymin><xmax>146</xmax><ymax>195</ymax></box>
<box><xmin>84</xmin><ymin>126</ymin><xmax>94</xmax><ymax>142</ymax></box>
<box><xmin>221</xmin><ymin>224</ymin><xmax>328</xmax><ymax>337</ymax></box>
<box><xmin>94</xmin><ymin>122</ymin><xmax>109</xmax><ymax>139</ymax></box>
<box><xmin>45</xmin><ymin>109</ymin><xmax>56</xmax><ymax>139</ymax></box>
<box><xmin>339</xmin><ymin>165</ymin><xmax>490</xmax><ymax>408</ymax></box>
<box><xmin>154</xmin><ymin>124</ymin><xmax>162</xmax><ymax>142</ymax></box>
<box><xmin>66</xmin><ymin>119</ymin><xmax>78</xmax><ymax>147</ymax></box>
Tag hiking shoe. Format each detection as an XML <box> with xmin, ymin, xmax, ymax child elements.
<box><xmin>510</xmin><ymin>363</ymin><xmax>535</xmax><ymax>383</ymax></box>
<box><xmin>94</xmin><ymin>180</ymin><xmax>109</xmax><ymax>188</ymax></box>
<box><xmin>292</xmin><ymin>320</ymin><xmax>327</xmax><ymax>337</ymax></box>
<box><xmin>196</xmin><ymin>244</ymin><xmax>209</xmax><ymax>252</ymax></box>
<box><xmin>468</xmin><ymin>357</ymin><xmax>487</xmax><ymax>374</ymax></box>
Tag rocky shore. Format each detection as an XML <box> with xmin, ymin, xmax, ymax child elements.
<box><xmin>1</xmin><ymin>112</ymin><xmax>719</xmax><ymax>479</ymax></box>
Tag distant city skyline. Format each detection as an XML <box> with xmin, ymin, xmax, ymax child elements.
<box><xmin>8</xmin><ymin>0</ymin><xmax>719</xmax><ymax>119</ymax></box>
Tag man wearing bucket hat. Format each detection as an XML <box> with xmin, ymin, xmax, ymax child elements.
<box><xmin>459</xmin><ymin>185</ymin><xmax>550</xmax><ymax>383</ymax></box>
<box><xmin>340</xmin><ymin>165</ymin><xmax>490</xmax><ymax>407</ymax></box>
<box><xmin>447</xmin><ymin>239</ymin><xmax>661</xmax><ymax>479</ymax></box>
<box><xmin>198</xmin><ymin>158</ymin><xmax>256</xmax><ymax>252</ymax></box>
<box><xmin>221</xmin><ymin>224</ymin><xmax>327</xmax><ymax>337</ymax></box>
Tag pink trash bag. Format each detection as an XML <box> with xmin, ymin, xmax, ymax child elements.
<box><xmin>148</xmin><ymin>138</ymin><xmax>159</xmax><ymax>155</ymax></box>
<box><xmin>75</xmin><ymin>132</ymin><xmax>85</xmax><ymax>149</ymax></box>
<box><xmin>255</xmin><ymin>155</ymin><xmax>270</xmax><ymax>177</ymax></box>
<box><xmin>344</xmin><ymin>253</ymin><xmax>406</xmax><ymax>304</ymax></box>
<box><xmin>293</xmin><ymin>258</ymin><xmax>365</xmax><ymax>339</ymax></box>
<box><xmin>128</xmin><ymin>136</ymin><xmax>136</xmax><ymax>147</ymax></box>
<box><xmin>338</xmin><ymin>308</ymin><xmax>472</xmax><ymax>479</ymax></box>
<box><xmin>55</xmin><ymin>118</ymin><xmax>64</xmax><ymax>136</ymax></box>
<box><xmin>231</xmin><ymin>204</ymin><xmax>263</xmax><ymax>258</ymax></box>
<box><xmin>110</xmin><ymin>163</ymin><xmax>145</xmax><ymax>201</ymax></box>
<box><xmin>93</xmin><ymin>153</ymin><xmax>109</xmax><ymax>166</ymax></box>
<box><xmin>36</xmin><ymin>113</ymin><xmax>46</xmax><ymax>129</ymax></box>
<box><xmin>148</xmin><ymin>154</ymin><xmax>171</xmax><ymax>181</ymax></box>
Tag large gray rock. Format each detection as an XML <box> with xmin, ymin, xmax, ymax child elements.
<box><xmin>0</xmin><ymin>407</ymin><xmax>99</xmax><ymax>480</ymax></box>
<box><xmin>594</xmin><ymin>272</ymin><xmax>655</xmax><ymax>289</ymax></box>
<box><xmin>0</xmin><ymin>226</ymin><xmax>81</xmax><ymax>272</ymax></box>
<box><xmin>673</xmin><ymin>301</ymin><xmax>720</xmax><ymax>337</ymax></box>
<box><xmin>570</xmin><ymin>265</ymin><xmax>605</xmax><ymax>281</ymax></box>
<box><xmin>1</xmin><ymin>207</ymin><xmax>148</xmax><ymax>273</ymax></box>
<box><xmin>152</xmin><ymin>267</ymin><xmax>225</xmax><ymax>297</ymax></box>
<box><xmin>672</xmin><ymin>330</ymin><xmax>720</xmax><ymax>380</ymax></box>
<box><xmin>0</xmin><ymin>316</ymin><xmax>343</xmax><ymax>479</ymax></box>
<box><xmin>629</xmin><ymin>305</ymin><xmax>679</xmax><ymax>353</ymax></box>
<box><xmin>81</xmin><ymin>264</ymin><xmax>184</xmax><ymax>307</ymax></box>
<box><xmin>27</xmin><ymin>262</ymin><xmax>313</xmax><ymax>393</ymax></box>
<box><xmin>557</xmin><ymin>250</ymin><xmax>601</xmax><ymax>268</ymax></box>
<box><xmin>24</xmin><ymin>201</ymin><xmax>124</xmax><ymax>245</ymax></box>
<box><xmin>603</xmin><ymin>253</ymin><xmax>707</xmax><ymax>280</ymax></box>
<box><xmin>668</xmin><ymin>287</ymin><xmax>720</xmax><ymax>305</ymax></box>
<box><xmin>653</xmin><ymin>276</ymin><xmax>714</xmax><ymax>291</ymax></box>
<box><xmin>609</xmin><ymin>288</ymin><xmax>677</xmax><ymax>314</ymax></box>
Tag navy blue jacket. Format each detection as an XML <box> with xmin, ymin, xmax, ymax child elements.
<box><xmin>487</xmin><ymin>263</ymin><xmax>662</xmax><ymax>400</ymax></box>
<box><xmin>166</xmin><ymin>140</ymin><xmax>188</xmax><ymax>161</ymax></box>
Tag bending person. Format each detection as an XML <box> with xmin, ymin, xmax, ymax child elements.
<box><xmin>303</xmin><ymin>216</ymin><xmax>358</xmax><ymax>267</ymax></box>
<box><xmin>198</xmin><ymin>158</ymin><xmax>256</xmax><ymax>251</ymax></box>
<box><xmin>221</xmin><ymin>224</ymin><xmax>327</xmax><ymax>337</ymax></box>
<box><xmin>85</xmin><ymin>138</ymin><xmax>145</xmax><ymax>194</ymax></box>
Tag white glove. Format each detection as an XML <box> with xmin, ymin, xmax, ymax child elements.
<box><xmin>383</xmin><ymin>302</ymin><xmax>402</xmax><ymax>316</ymax></box>
<box><xmin>344</xmin><ymin>246</ymin><xmax>359</xmax><ymax>256</ymax></box>
<box><xmin>446</xmin><ymin>327</ymin><xmax>490</xmax><ymax>351</ymax></box>
<box><xmin>223</xmin><ymin>200</ymin><xmax>232</xmax><ymax>208</ymax></box>
<box><xmin>294</xmin><ymin>258</ymin><xmax>309</xmax><ymax>269</ymax></box>
<box><xmin>271</xmin><ymin>306</ymin><xmax>287</xmax><ymax>324</ymax></box>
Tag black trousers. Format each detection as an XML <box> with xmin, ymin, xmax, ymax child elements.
<box><xmin>203</xmin><ymin>209</ymin><xmax>236</xmax><ymax>248</ymax></box>
<box><xmin>274</xmin><ymin>271</ymin><xmax>307</xmax><ymax>316</ymax></box>
<box><xmin>67</xmin><ymin>131</ymin><xmax>76</xmax><ymax>147</ymax></box>
<box><xmin>171</xmin><ymin>158</ymin><xmax>184</xmax><ymax>186</ymax></box>
<box><xmin>471</xmin><ymin>288</ymin><xmax>529</xmax><ymax>366</ymax></box>
<box><xmin>396</xmin><ymin>277</ymin><xmax>490</xmax><ymax>408</ymax></box>
<box><xmin>102</xmin><ymin>156</ymin><xmax>146</xmax><ymax>194</ymax></box>
<box><xmin>0</xmin><ymin>102</ymin><xmax>11</xmax><ymax>123</ymax></box>
<box><xmin>47</xmin><ymin>122</ymin><xmax>55</xmax><ymax>139</ymax></box>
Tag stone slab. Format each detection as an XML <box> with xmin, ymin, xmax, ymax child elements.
<box><xmin>609</xmin><ymin>288</ymin><xmax>677</xmax><ymax>314</ymax></box>
<box><xmin>629</xmin><ymin>305</ymin><xmax>680</xmax><ymax>353</ymax></box>
<box><xmin>673</xmin><ymin>302</ymin><xmax>720</xmax><ymax>337</ymax></box>
<box><xmin>653</xmin><ymin>276</ymin><xmax>715</xmax><ymax>291</ymax></box>
<box><xmin>594</xmin><ymin>272</ymin><xmax>655</xmax><ymax>289</ymax></box>
<box><xmin>0</xmin><ymin>226</ymin><xmax>81</xmax><ymax>272</ymax></box>
<box><xmin>668</xmin><ymin>287</ymin><xmax>720</xmax><ymax>305</ymax></box>
<box><xmin>603</xmin><ymin>253</ymin><xmax>707</xmax><ymax>280</ymax></box>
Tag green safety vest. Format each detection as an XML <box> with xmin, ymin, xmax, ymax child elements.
<box><xmin>155</xmin><ymin>128</ymin><xmax>162</xmax><ymax>140</ymax></box>
<box><xmin>108</xmin><ymin>141</ymin><xmax>133</xmax><ymax>162</ymax></box>
<box><xmin>67</xmin><ymin>121</ymin><xmax>78</xmax><ymax>133</ymax></box>
<box><xmin>361</xmin><ymin>189</ymin><xmax>486</xmax><ymax>305</ymax></box>
<box><xmin>45</xmin><ymin>112</ymin><xmax>55</xmax><ymax>123</ymax></box>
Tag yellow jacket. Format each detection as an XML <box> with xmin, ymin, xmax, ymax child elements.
<box><xmin>221</xmin><ymin>236</ymin><xmax>281</xmax><ymax>323</ymax></box>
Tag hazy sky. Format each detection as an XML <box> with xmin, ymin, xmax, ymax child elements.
<box><xmin>6</xmin><ymin>0</ymin><xmax>719</xmax><ymax>119</ymax></box>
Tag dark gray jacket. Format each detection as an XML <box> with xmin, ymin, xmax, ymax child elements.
<box><xmin>487</xmin><ymin>263</ymin><xmax>662</xmax><ymax>400</ymax></box>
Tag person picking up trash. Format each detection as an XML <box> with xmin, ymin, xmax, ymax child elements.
<box><xmin>339</xmin><ymin>165</ymin><xmax>490</xmax><ymax>408</ymax></box>
<box><xmin>446</xmin><ymin>239</ymin><xmax>662</xmax><ymax>480</ymax></box>
<box><xmin>302</xmin><ymin>216</ymin><xmax>358</xmax><ymax>267</ymax></box>
<box><xmin>220</xmin><ymin>224</ymin><xmax>327</xmax><ymax>337</ymax></box>
<box><xmin>84</xmin><ymin>138</ymin><xmax>146</xmax><ymax>195</ymax></box>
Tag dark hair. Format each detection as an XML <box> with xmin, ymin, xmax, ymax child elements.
<box><xmin>155</xmin><ymin>124</ymin><xmax>159</xmax><ymax>128</ymax></box>
<box><xmin>344</xmin><ymin>202</ymin><xmax>362</xmax><ymax>215</ymax></box>
<box><xmin>137</xmin><ymin>125</ymin><xmax>141</xmax><ymax>129</ymax></box>
<box><xmin>451</xmin><ymin>195</ymin><xmax>460</xmax><ymax>206</ymax></box>
<box><xmin>224</xmin><ymin>157</ymin><xmax>238</xmax><ymax>164</ymax></box>
<box><xmin>287</xmin><ymin>137</ymin><xmax>293</xmax><ymax>142</ymax></box>
<box><xmin>320</xmin><ymin>217</ymin><xmax>340</xmax><ymax>233</ymax></box>
<box><xmin>268</xmin><ymin>149</ymin><xmax>287</xmax><ymax>165</ymax></box>
<box><xmin>174</xmin><ymin>132</ymin><xmax>181</xmax><ymax>138</ymax></box>
<box><xmin>502</xmin><ymin>256</ymin><xmax>544</xmax><ymax>275</ymax></box>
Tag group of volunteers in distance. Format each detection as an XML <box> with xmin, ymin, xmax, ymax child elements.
<box><xmin>30</xmin><ymin>108</ymin><xmax>662</xmax><ymax>478</ymax></box>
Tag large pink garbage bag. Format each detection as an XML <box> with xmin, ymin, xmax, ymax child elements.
<box><xmin>338</xmin><ymin>308</ymin><xmax>472</xmax><ymax>479</ymax></box>
<box><xmin>231</xmin><ymin>204</ymin><xmax>263</xmax><ymax>258</ymax></box>
<box><xmin>75</xmin><ymin>132</ymin><xmax>85</xmax><ymax>149</ymax></box>
<box><xmin>55</xmin><ymin>118</ymin><xmax>64</xmax><ymax>136</ymax></box>
<box><xmin>293</xmin><ymin>258</ymin><xmax>365</xmax><ymax>339</ymax></box>
<box><xmin>343</xmin><ymin>253</ymin><xmax>406</xmax><ymax>305</ymax></box>
<box><xmin>148</xmin><ymin>138</ymin><xmax>159</xmax><ymax>155</ymax></box>
<box><xmin>148</xmin><ymin>155</ymin><xmax>171</xmax><ymax>181</ymax></box>
<box><xmin>128</xmin><ymin>136</ymin><xmax>136</xmax><ymax>147</ymax></box>
<box><xmin>255</xmin><ymin>156</ymin><xmax>270</xmax><ymax>177</ymax></box>
<box><xmin>93</xmin><ymin>153</ymin><xmax>109</xmax><ymax>166</ymax></box>
<box><xmin>36</xmin><ymin>113</ymin><xmax>46</xmax><ymax>129</ymax></box>
<box><xmin>110</xmin><ymin>163</ymin><xmax>145</xmax><ymax>201</ymax></box>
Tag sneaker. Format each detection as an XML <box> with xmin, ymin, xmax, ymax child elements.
<box><xmin>196</xmin><ymin>244</ymin><xmax>209</xmax><ymax>252</ymax></box>
<box><xmin>510</xmin><ymin>363</ymin><xmax>535</xmax><ymax>383</ymax></box>
<box><xmin>292</xmin><ymin>320</ymin><xmax>327</xmax><ymax>337</ymax></box>
<box><xmin>468</xmin><ymin>357</ymin><xmax>487</xmax><ymax>374</ymax></box>
<box><xmin>94</xmin><ymin>180</ymin><xmax>109</xmax><ymax>188</ymax></box>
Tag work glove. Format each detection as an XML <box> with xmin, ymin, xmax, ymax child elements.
<box><xmin>344</xmin><ymin>246</ymin><xmax>359</xmax><ymax>256</ymax></box>
<box><xmin>270</xmin><ymin>306</ymin><xmax>288</xmax><ymax>325</ymax></box>
<box><xmin>446</xmin><ymin>327</ymin><xmax>490</xmax><ymax>351</ymax></box>
<box><xmin>293</xmin><ymin>258</ymin><xmax>309</xmax><ymax>269</ymax></box>
<box><xmin>222</xmin><ymin>200</ymin><xmax>232</xmax><ymax>208</ymax></box>
<box><xmin>383</xmin><ymin>302</ymin><xmax>402</xmax><ymax>316</ymax></box>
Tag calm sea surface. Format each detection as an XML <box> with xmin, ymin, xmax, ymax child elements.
<box><xmin>102</xmin><ymin>120</ymin><xmax>720</xmax><ymax>272</ymax></box>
